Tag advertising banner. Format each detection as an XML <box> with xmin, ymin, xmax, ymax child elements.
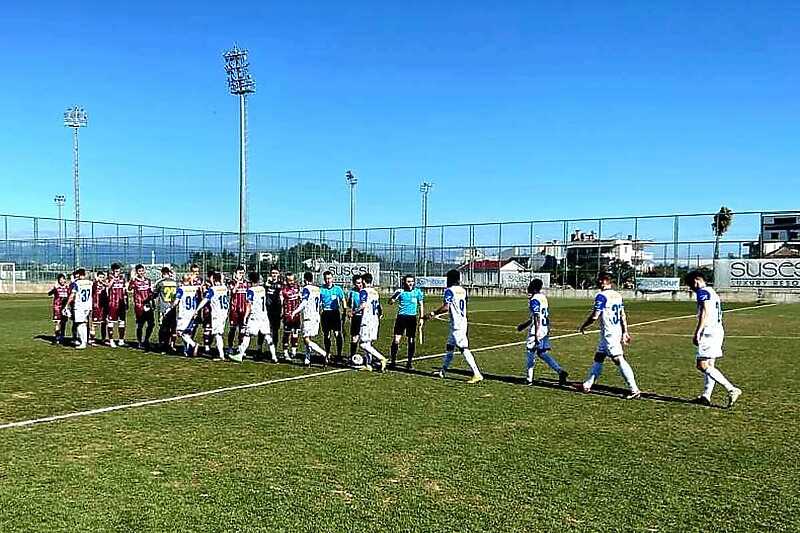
<box><xmin>636</xmin><ymin>277</ymin><xmax>680</xmax><ymax>292</ymax></box>
<box><xmin>316</xmin><ymin>262</ymin><xmax>380</xmax><ymax>285</ymax></box>
<box><xmin>715</xmin><ymin>259</ymin><xmax>800</xmax><ymax>289</ymax></box>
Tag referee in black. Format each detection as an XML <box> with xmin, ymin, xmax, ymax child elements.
<box><xmin>263</xmin><ymin>267</ymin><xmax>283</xmax><ymax>361</ymax></box>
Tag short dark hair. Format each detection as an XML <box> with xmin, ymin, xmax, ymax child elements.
<box><xmin>403</xmin><ymin>274</ymin><xmax>415</xmax><ymax>282</ymax></box>
<box><xmin>57</xmin><ymin>273</ymin><xmax>66</xmax><ymax>281</ymax></box>
<box><xmin>527</xmin><ymin>278</ymin><xmax>543</xmax><ymax>294</ymax></box>
<box><xmin>323</xmin><ymin>270</ymin><xmax>332</xmax><ymax>277</ymax></box>
<box><xmin>212</xmin><ymin>272</ymin><xmax>222</xmax><ymax>283</ymax></box>
<box><xmin>190</xmin><ymin>263</ymin><xmax>199</xmax><ymax>270</ymax></box>
<box><xmin>206</xmin><ymin>270</ymin><xmax>215</xmax><ymax>277</ymax></box>
<box><xmin>161</xmin><ymin>266</ymin><xmax>171</xmax><ymax>274</ymax></box>
<box><xmin>248</xmin><ymin>271</ymin><xmax>260</xmax><ymax>283</ymax></box>
<box><xmin>362</xmin><ymin>273</ymin><xmax>373</xmax><ymax>284</ymax></box>
<box><xmin>446</xmin><ymin>269</ymin><xmax>460</xmax><ymax>287</ymax></box>
<box><xmin>75</xmin><ymin>268</ymin><xmax>86</xmax><ymax>277</ymax></box>
<box><xmin>597</xmin><ymin>272</ymin><xmax>612</xmax><ymax>284</ymax></box>
<box><xmin>304</xmin><ymin>271</ymin><xmax>314</xmax><ymax>282</ymax></box>
<box><xmin>352</xmin><ymin>274</ymin><xmax>362</xmax><ymax>284</ymax></box>
<box><xmin>685</xmin><ymin>270</ymin><xmax>706</xmax><ymax>285</ymax></box>
<box><xmin>285</xmin><ymin>271</ymin><xmax>295</xmax><ymax>279</ymax></box>
<box><xmin>135</xmin><ymin>264</ymin><xmax>144</xmax><ymax>270</ymax></box>
<box><xmin>110</xmin><ymin>263</ymin><xmax>121</xmax><ymax>270</ymax></box>
<box><xmin>236</xmin><ymin>265</ymin><xmax>245</xmax><ymax>272</ymax></box>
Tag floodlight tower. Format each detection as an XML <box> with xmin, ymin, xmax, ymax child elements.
<box><xmin>420</xmin><ymin>181</ymin><xmax>433</xmax><ymax>275</ymax></box>
<box><xmin>54</xmin><ymin>194</ymin><xmax>66</xmax><ymax>264</ymax></box>
<box><xmin>64</xmin><ymin>106</ymin><xmax>87</xmax><ymax>268</ymax></box>
<box><xmin>345</xmin><ymin>170</ymin><xmax>358</xmax><ymax>261</ymax></box>
<box><xmin>224</xmin><ymin>44</ymin><xmax>256</xmax><ymax>266</ymax></box>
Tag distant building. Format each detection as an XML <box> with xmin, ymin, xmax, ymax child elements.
<box><xmin>458</xmin><ymin>259</ymin><xmax>527</xmax><ymax>286</ymax></box>
<box><xmin>744</xmin><ymin>213</ymin><xmax>800</xmax><ymax>257</ymax></box>
<box><xmin>565</xmin><ymin>229</ymin><xmax>654</xmax><ymax>272</ymax></box>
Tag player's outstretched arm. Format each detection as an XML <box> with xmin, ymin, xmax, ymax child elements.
<box><xmin>693</xmin><ymin>301</ymin><xmax>709</xmax><ymax>346</ymax></box>
<box><xmin>517</xmin><ymin>319</ymin><xmax>532</xmax><ymax>332</ymax></box>
<box><xmin>620</xmin><ymin>308</ymin><xmax>631</xmax><ymax>344</ymax></box>
<box><xmin>291</xmin><ymin>299</ymin><xmax>307</xmax><ymax>318</ymax></box>
<box><xmin>427</xmin><ymin>302</ymin><xmax>448</xmax><ymax>319</ymax></box>
<box><xmin>578</xmin><ymin>309</ymin><xmax>599</xmax><ymax>334</ymax></box>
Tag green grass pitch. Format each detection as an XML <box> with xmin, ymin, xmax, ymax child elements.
<box><xmin>0</xmin><ymin>294</ymin><xmax>798</xmax><ymax>532</ymax></box>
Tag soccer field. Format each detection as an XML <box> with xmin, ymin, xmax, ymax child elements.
<box><xmin>0</xmin><ymin>295</ymin><xmax>798</xmax><ymax>532</ymax></box>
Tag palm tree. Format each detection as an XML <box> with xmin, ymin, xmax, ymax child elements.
<box><xmin>712</xmin><ymin>206</ymin><xmax>734</xmax><ymax>260</ymax></box>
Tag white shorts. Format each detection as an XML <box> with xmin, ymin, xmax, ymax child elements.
<box><xmin>176</xmin><ymin>315</ymin><xmax>195</xmax><ymax>334</ymax></box>
<box><xmin>303</xmin><ymin>318</ymin><xmax>320</xmax><ymax>338</ymax></box>
<box><xmin>211</xmin><ymin>317</ymin><xmax>227</xmax><ymax>336</ymax></box>
<box><xmin>447</xmin><ymin>329</ymin><xmax>469</xmax><ymax>349</ymax></box>
<box><xmin>597</xmin><ymin>333</ymin><xmax>624</xmax><ymax>357</ymax></box>
<box><xmin>359</xmin><ymin>320</ymin><xmax>379</xmax><ymax>343</ymax></box>
<box><xmin>73</xmin><ymin>307</ymin><xmax>91</xmax><ymax>324</ymax></box>
<box><xmin>247</xmin><ymin>318</ymin><xmax>272</xmax><ymax>340</ymax></box>
<box><xmin>697</xmin><ymin>327</ymin><xmax>724</xmax><ymax>359</ymax></box>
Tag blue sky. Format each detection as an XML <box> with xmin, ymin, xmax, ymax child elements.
<box><xmin>0</xmin><ymin>1</ymin><xmax>797</xmax><ymax>233</ymax></box>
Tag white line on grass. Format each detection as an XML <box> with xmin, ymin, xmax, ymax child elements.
<box><xmin>634</xmin><ymin>332</ymin><xmax>798</xmax><ymax>340</ymax></box>
<box><xmin>0</xmin><ymin>303</ymin><xmax>775</xmax><ymax>430</ymax></box>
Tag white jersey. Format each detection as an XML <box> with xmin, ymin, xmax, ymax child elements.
<box><xmin>696</xmin><ymin>286</ymin><xmax>724</xmax><ymax>333</ymax></box>
<box><xmin>529</xmin><ymin>293</ymin><xmax>550</xmax><ymax>340</ymax></box>
<box><xmin>444</xmin><ymin>285</ymin><xmax>468</xmax><ymax>332</ymax></box>
<box><xmin>301</xmin><ymin>285</ymin><xmax>321</xmax><ymax>322</ymax></box>
<box><xmin>594</xmin><ymin>289</ymin><xmax>624</xmax><ymax>340</ymax></box>
<box><xmin>204</xmin><ymin>285</ymin><xmax>230</xmax><ymax>325</ymax></box>
<box><xmin>175</xmin><ymin>285</ymin><xmax>199</xmax><ymax>322</ymax></box>
<box><xmin>359</xmin><ymin>287</ymin><xmax>381</xmax><ymax>326</ymax></box>
<box><xmin>246</xmin><ymin>285</ymin><xmax>269</xmax><ymax>322</ymax></box>
<box><xmin>70</xmin><ymin>279</ymin><xmax>94</xmax><ymax>315</ymax></box>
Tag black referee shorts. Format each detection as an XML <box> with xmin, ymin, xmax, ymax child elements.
<box><xmin>350</xmin><ymin>314</ymin><xmax>363</xmax><ymax>337</ymax></box>
<box><xmin>321</xmin><ymin>309</ymin><xmax>342</xmax><ymax>334</ymax></box>
<box><xmin>393</xmin><ymin>314</ymin><xmax>417</xmax><ymax>338</ymax></box>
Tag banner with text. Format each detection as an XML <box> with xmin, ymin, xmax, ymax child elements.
<box><xmin>316</xmin><ymin>262</ymin><xmax>380</xmax><ymax>286</ymax></box>
<box><xmin>416</xmin><ymin>276</ymin><xmax>448</xmax><ymax>289</ymax></box>
<box><xmin>715</xmin><ymin>259</ymin><xmax>800</xmax><ymax>289</ymax></box>
<box><xmin>636</xmin><ymin>277</ymin><xmax>680</xmax><ymax>292</ymax></box>
<box><xmin>500</xmin><ymin>272</ymin><xmax>551</xmax><ymax>289</ymax></box>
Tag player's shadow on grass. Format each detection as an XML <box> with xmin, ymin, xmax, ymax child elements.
<box><xmin>439</xmin><ymin>368</ymin><xmax>717</xmax><ymax>407</ymax></box>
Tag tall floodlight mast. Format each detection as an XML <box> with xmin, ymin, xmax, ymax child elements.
<box><xmin>420</xmin><ymin>181</ymin><xmax>433</xmax><ymax>276</ymax></box>
<box><xmin>64</xmin><ymin>106</ymin><xmax>87</xmax><ymax>268</ymax></box>
<box><xmin>54</xmin><ymin>194</ymin><xmax>66</xmax><ymax>264</ymax></box>
<box><xmin>345</xmin><ymin>170</ymin><xmax>358</xmax><ymax>261</ymax></box>
<box><xmin>224</xmin><ymin>44</ymin><xmax>256</xmax><ymax>265</ymax></box>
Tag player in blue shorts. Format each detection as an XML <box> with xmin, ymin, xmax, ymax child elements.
<box><xmin>516</xmin><ymin>278</ymin><xmax>568</xmax><ymax>386</ymax></box>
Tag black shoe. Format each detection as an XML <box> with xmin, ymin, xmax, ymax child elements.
<box><xmin>558</xmin><ymin>370</ymin><xmax>569</xmax><ymax>387</ymax></box>
<box><xmin>689</xmin><ymin>396</ymin><xmax>712</xmax><ymax>406</ymax></box>
<box><xmin>405</xmin><ymin>364</ymin><xmax>413</xmax><ymax>372</ymax></box>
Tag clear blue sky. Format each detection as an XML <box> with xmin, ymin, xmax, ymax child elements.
<box><xmin>0</xmin><ymin>1</ymin><xmax>797</xmax><ymax>233</ymax></box>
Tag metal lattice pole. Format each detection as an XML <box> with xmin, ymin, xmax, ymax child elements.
<box><xmin>346</xmin><ymin>170</ymin><xmax>357</xmax><ymax>261</ymax></box>
<box><xmin>420</xmin><ymin>182</ymin><xmax>433</xmax><ymax>276</ymax></box>
<box><xmin>64</xmin><ymin>106</ymin><xmax>87</xmax><ymax>268</ymax></box>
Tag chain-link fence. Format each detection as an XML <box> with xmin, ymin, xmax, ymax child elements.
<box><xmin>1</xmin><ymin>210</ymin><xmax>797</xmax><ymax>289</ymax></box>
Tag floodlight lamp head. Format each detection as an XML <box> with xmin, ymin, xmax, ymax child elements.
<box><xmin>224</xmin><ymin>45</ymin><xmax>256</xmax><ymax>95</ymax></box>
<box><xmin>54</xmin><ymin>195</ymin><xmax>66</xmax><ymax>205</ymax></box>
<box><xmin>64</xmin><ymin>106</ymin><xmax>88</xmax><ymax>128</ymax></box>
<box><xmin>420</xmin><ymin>181</ymin><xmax>433</xmax><ymax>194</ymax></box>
<box><xmin>345</xmin><ymin>170</ymin><xmax>358</xmax><ymax>186</ymax></box>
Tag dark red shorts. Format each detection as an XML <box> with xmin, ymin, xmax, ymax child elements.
<box><xmin>92</xmin><ymin>305</ymin><xmax>105</xmax><ymax>322</ymax></box>
<box><xmin>283</xmin><ymin>316</ymin><xmax>301</xmax><ymax>332</ymax></box>
<box><xmin>52</xmin><ymin>305</ymin><xmax>64</xmax><ymax>321</ymax></box>
<box><xmin>229</xmin><ymin>306</ymin><xmax>247</xmax><ymax>327</ymax></box>
<box><xmin>107</xmin><ymin>302</ymin><xmax>127</xmax><ymax>321</ymax></box>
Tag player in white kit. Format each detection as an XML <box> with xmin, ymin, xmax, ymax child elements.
<box><xmin>234</xmin><ymin>272</ymin><xmax>277</xmax><ymax>363</ymax></box>
<box><xmin>357</xmin><ymin>272</ymin><xmax>388</xmax><ymax>372</ymax></box>
<box><xmin>291</xmin><ymin>271</ymin><xmax>327</xmax><ymax>367</ymax></box>
<box><xmin>427</xmin><ymin>269</ymin><xmax>483</xmax><ymax>384</ymax></box>
<box><xmin>174</xmin><ymin>274</ymin><xmax>200</xmax><ymax>357</ymax></box>
<box><xmin>65</xmin><ymin>268</ymin><xmax>93</xmax><ymax>349</ymax></box>
<box><xmin>686</xmin><ymin>270</ymin><xmax>742</xmax><ymax>408</ymax></box>
<box><xmin>194</xmin><ymin>272</ymin><xmax>229</xmax><ymax>361</ymax></box>
<box><xmin>576</xmin><ymin>273</ymin><xmax>641</xmax><ymax>399</ymax></box>
<box><xmin>516</xmin><ymin>278</ymin><xmax>569</xmax><ymax>386</ymax></box>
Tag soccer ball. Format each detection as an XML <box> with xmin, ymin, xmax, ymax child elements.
<box><xmin>351</xmin><ymin>354</ymin><xmax>364</xmax><ymax>366</ymax></box>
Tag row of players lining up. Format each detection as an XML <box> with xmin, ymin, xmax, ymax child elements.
<box><xmin>52</xmin><ymin>266</ymin><xmax>743</xmax><ymax>407</ymax></box>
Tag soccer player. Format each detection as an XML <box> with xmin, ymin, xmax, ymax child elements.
<box><xmin>153</xmin><ymin>266</ymin><xmax>179</xmax><ymax>353</ymax></box>
<box><xmin>65</xmin><ymin>268</ymin><xmax>93</xmax><ymax>349</ymax></box>
<box><xmin>290</xmin><ymin>271</ymin><xmax>327</xmax><ymax>366</ymax></box>
<box><xmin>280</xmin><ymin>272</ymin><xmax>302</xmax><ymax>361</ymax></box>
<box><xmin>174</xmin><ymin>274</ymin><xmax>200</xmax><ymax>356</ymax></box>
<box><xmin>516</xmin><ymin>278</ymin><xmax>569</xmax><ymax>386</ymax></box>
<box><xmin>129</xmin><ymin>264</ymin><xmax>155</xmax><ymax>350</ymax></box>
<box><xmin>264</xmin><ymin>268</ymin><xmax>284</xmax><ymax>357</ymax></box>
<box><xmin>106</xmin><ymin>263</ymin><xmax>128</xmax><ymax>347</ymax></box>
<box><xmin>235</xmin><ymin>272</ymin><xmax>278</xmax><ymax>363</ymax></box>
<box><xmin>357</xmin><ymin>272</ymin><xmax>388</xmax><ymax>371</ymax></box>
<box><xmin>686</xmin><ymin>271</ymin><xmax>742</xmax><ymax>407</ymax></box>
<box><xmin>194</xmin><ymin>272</ymin><xmax>229</xmax><ymax>361</ymax></box>
<box><xmin>200</xmin><ymin>269</ymin><xmax>215</xmax><ymax>353</ymax></box>
<box><xmin>320</xmin><ymin>271</ymin><xmax>347</xmax><ymax>364</ymax></box>
<box><xmin>427</xmin><ymin>269</ymin><xmax>483</xmax><ymax>384</ymax></box>
<box><xmin>47</xmin><ymin>274</ymin><xmax>70</xmax><ymax>344</ymax></box>
<box><xmin>346</xmin><ymin>275</ymin><xmax>364</xmax><ymax>364</ymax></box>
<box><xmin>388</xmin><ymin>274</ymin><xmax>425</xmax><ymax>370</ymax></box>
<box><xmin>227</xmin><ymin>266</ymin><xmax>249</xmax><ymax>354</ymax></box>
<box><xmin>90</xmin><ymin>270</ymin><xmax>109</xmax><ymax>346</ymax></box>
<box><xmin>575</xmin><ymin>273</ymin><xmax>641</xmax><ymax>399</ymax></box>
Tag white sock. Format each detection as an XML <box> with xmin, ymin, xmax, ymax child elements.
<box><xmin>539</xmin><ymin>352</ymin><xmax>563</xmax><ymax>374</ymax></box>
<box><xmin>268</xmin><ymin>342</ymin><xmax>277</xmax><ymax>360</ymax></box>
<box><xmin>442</xmin><ymin>351</ymin><xmax>454</xmax><ymax>370</ymax></box>
<box><xmin>705</xmin><ymin>366</ymin><xmax>735</xmax><ymax>393</ymax></box>
<box><xmin>361</xmin><ymin>342</ymin><xmax>386</xmax><ymax>362</ymax></box>
<box><xmin>181</xmin><ymin>333</ymin><xmax>196</xmax><ymax>352</ymax></box>
<box><xmin>78</xmin><ymin>323</ymin><xmax>88</xmax><ymax>346</ymax></box>
<box><xmin>306</xmin><ymin>339</ymin><xmax>326</xmax><ymax>357</ymax></box>
<box><xmin>584</xmin><ymin>362</ymin><xmax>603</xmax><ymax>388</ymax></box>
<box><xmin>462</xmin><ymin>349</ymin><xmax>482</xmax><ymax>377</ymax></box>
<box><xmin>526</xmin><ymin>350</ymin><xmax>536</xmax><ymax>382</ymax></box>
<box><xmin>617</xmin><ymin>357</ymin><xmax>640</xmax><ymax>393</ymax></box>
<box><xmin>215</xmin><ymin>335</ymin><xmax>224</xmax><ymax>358</ymax></box>
<box><xmin>239</xmin><ymin>335</ymin><xmax>251</xmax><ymax>355</ymax></box>
<box><xmin>701</xmin><ymin>360</ymin><xmax>716</xmax><ymax>398</ymax></box>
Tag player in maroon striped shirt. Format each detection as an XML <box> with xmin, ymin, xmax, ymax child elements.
<box><xmin>91</xmin><ymin>270</ymin><xmax>109</xmax><ymax>345</ymax></box>
<box><xmin>129</xmin><ymin>264</ymin><xmax>155</xmax><ymax>350</ymax></box>
<box><xmin>227</xmin><ymin>265</ymin><xmax>249</xmax><ymax>352</ymax></box>
<box><xmin>106</xmin><ymin>263</ymin><xmax>128</xmax><ymax>347</ymax></box>
<box><xmin>280</xmin><ymin>272</ymin><xmax>302</xmax><ymax>360</ymax></box>
<box><xmin>48</xmin><ymin>274</ymin><xmax>70</xmax><ymax>344</ymax></box>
